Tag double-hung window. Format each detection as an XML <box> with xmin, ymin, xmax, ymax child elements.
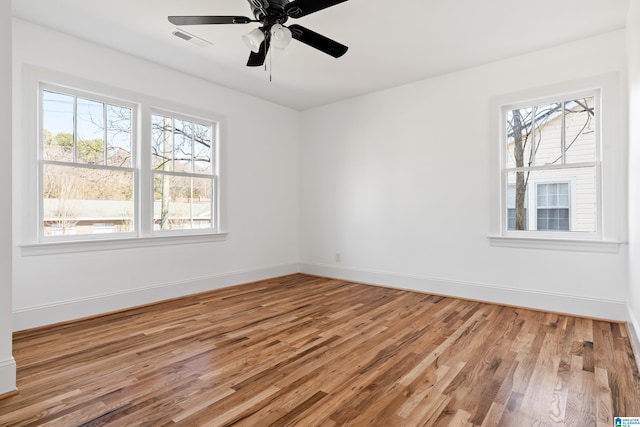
<box><xmin>40</xmin><ymin>86</ymin><xmax>136</xmax><ymax>238</ymax></box>
<box><xmin>151</xmin><ymin>113</ymin><xmax>216</xmax><ymax>232</ymax></box>
<box><xmin>33</xmin><ymin>78</ymin><xmax>222</xmax><ymax>248</ymax></box>
<box><xmin>502</xmin><ymin>93</ymin><xmax>599</xmax><ymax>236</ymax></box>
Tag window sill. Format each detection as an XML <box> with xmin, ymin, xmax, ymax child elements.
<box><xmin>20</xmin><ymin>232</ymin><xmax>229</xmax><ymax>257</ymax></box>
<box><xmin>488</xmin><ymin>235</ymin><xmax>623</xmax><ymax>253</ymax></box>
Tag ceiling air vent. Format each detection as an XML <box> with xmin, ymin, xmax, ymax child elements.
<box><xmin>172</xmin><ymin>30</ymin><xmax>212</xmax><ymax>48</ymax></box>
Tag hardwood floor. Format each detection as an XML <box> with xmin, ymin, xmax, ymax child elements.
<box><xmin>1</xmin><ymin>274</ymin><xmax>639</xmax><ymax>426</ymax></box>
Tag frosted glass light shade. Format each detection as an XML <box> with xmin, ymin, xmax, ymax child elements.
<box><xmin>242</xmin><ymin>28</ymin><xmax>265</xmax><ymax>53</ymax></box>
<box><xmin>271</xmin><ymin>24</ymin><xmax>292</xmax><ymax>49</ymax></box>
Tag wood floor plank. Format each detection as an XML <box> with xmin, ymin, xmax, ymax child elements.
<box><xmin>1</xmin><ymin>273</ymin><xmax>639</xmax><ymax>426</ymax></box>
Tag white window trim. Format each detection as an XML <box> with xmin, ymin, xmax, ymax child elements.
<box><xmin>19</xmin><ymin>66</ymin><xmax>228</xmax><ymax>256</ymax></box>
<box><xmin>488</xmin><ymin>73</ymin><xmax>624</xmax><ymax>253</ymax></box>
<box><xmin>488</xmin><ymin>236</ymin><xmax>621</xmax><ymax>253</ymax></box>
<box><xmin>20</xmin><ymin>233</ymin><xmax>229</xmax><ymax>257</ymax></box>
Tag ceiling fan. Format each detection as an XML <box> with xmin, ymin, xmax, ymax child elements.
<box><xmin>168</xmin><ymin>0</ymin><xmax>350</xmax><ymax>67</ymax></box>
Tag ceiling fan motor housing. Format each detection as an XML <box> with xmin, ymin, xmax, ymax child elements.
<box><xmin>248</xmin><ymin>0</ymin><xmax>289</xmax><ymax>26</ymax></box>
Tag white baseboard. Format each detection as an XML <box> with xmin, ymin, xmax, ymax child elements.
<box><xmin>13</xmin><ymin>262</ymin><xmax>300</xmax><ymax>331</ymax></box>
<box><xmin>13</xmin><ymin>261</ymin><xmax>632</xmax><ymax>332</ymax></box>
<box><xmin>300</xmin><ymin>263</ymin><xmax>628</xmax><ymax>322</ymax></box>
<box><xmin>0</xmin><ymin>357</ymin><xmax>16</xmax><ymax>395</ymax></box>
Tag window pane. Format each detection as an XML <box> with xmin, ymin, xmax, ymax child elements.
<box><xmin>506</xmin><ymin>181</ymin><xmax>527</xmax><ymax>230</ymax></box>
<box><xmin>507</xmin><ymin>208</ymin><xmax>527</xmax><ymax>231</ymax></box>
<box><xmin>506</xmin><ymin>108</ymin><xmax>534</xmax><ymax>168</ymax></box>
<box><xmin>557</xmin><ymin>183</ymin><xmax>569</xmax><ymax>207</ymax></box>
<box><xmin>93</xmin><ymin>223</ymin><xmax>116</xmax><ymax>234</ymax></box>
<box><xmin>153</xmin><ymin>173</ymin><xmax>214</xmax><ymax>230</ymax></box>
<box><xmin>174</xmin><ymin>120</ymin><xmax>193</xmax><ymax>173</ymax></box>
<box><xmin>43</xmin><ymin>164</ymin><xmax>134</xmax><ymax>236</ymax></box>
<box><xmin>151</xmin><ymin>115</ymin><xmax>173</xmax><ymax>171</ymax></box>
<box><xmin>537</xmin><ymin>188</ymin><xmax>546</xmax><ymax>207</ymax></box>
<box><xmin>537</xmin><ymin>183</ymin><xmax>570</xmax><ymax>208</ymax></box>
<box><xmin>565</xmin><ymin>97</ymin><xmax>596</xmax><ymax>164</ymax></box>
<box><xmin>51</xmin><ymin>224</ymin><xmax>75</xmax><ymax>235</ymax></box>
<box><xmin>106</xmin><ymin>105</ymin><xmax>132</xmax><ymax>167</ymax></box>
<box><xmin>507</xmin><ymin>184</ymin><xmax>528</xmax><ymax>230</ymax></box>
<box><xmin>42</xmin><ymin>91</ymin><xmax>74</xmax><ymax>162</ymax></box>
<box><xmin>194</xmin><ymin>123</ymin><xmax>213</xmax><ymax>175</ymax></box>
<box><xmin>507</xmin><ymin>167</ymin><xmax>596</xmax><ymax>233</ymax></box>
<box><xmin>77</xmin><ymin>98</ymin><xmax>105</xmax><ymax>165</ymax></box>
<box><xmin>537</xmin><ymin>183</ymin><xmax>570</xmax><ymax>231</ymax></box>
<box><xmin>506</xmin><ymin>104</ymin><xmax>566</xmax><ymax>168</ymax></box>
<box><xmin>537</xmin><ymin>208</ymin><xmax>570</xmax><ymax>231</ymax></box>
<box><xmin>530</xmin><ymin>103</ymin><xmax>562</xmax><ymax>167</ymax></box>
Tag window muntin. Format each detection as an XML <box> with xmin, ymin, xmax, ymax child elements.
<box><xmin>151</xmin><ymin>113</ymin><xmax>216</xmax><ymax>232</ymax></box>
<box><xmin>40</xmin><ymin>88</ymin><xmax>136</xmax><ymax>238</ymax></box>
<box><xmin>502</xmin><ymin>92</ymin><xmax>599</xmax><ymax>236</ymax></box>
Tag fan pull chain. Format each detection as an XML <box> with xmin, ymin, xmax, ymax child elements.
<box><xmin>269</xmin><ymin>44</ymin><xmax>273</xmax><ymax>82</ymax></box>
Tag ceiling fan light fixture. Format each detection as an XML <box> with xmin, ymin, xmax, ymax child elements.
<box><xmin>167</xmin><ymin>0</ymin><xmax>351</xmax><ymax>67</ymax></box>
<box><xmin>271</xmin><ymin>24</ymin><xmax>292</xmax><ymax>49</ymax></box>
<box><xmin>242</xmin><ymin>28</ymin><xmax>265</xmax><ymax>53</ymax></box>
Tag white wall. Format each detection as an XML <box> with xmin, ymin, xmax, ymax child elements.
<box><xmin>9</xmin><ymin>18</ymin><xmax>634</xmax><ymax>335</ymax></box>
<box><xmin>12</xmin><ymin>19</ymin><xmax>301</xmax><ymax>330</ymax></box>
<box><xmin>0</xmin><ymin>0</ymin><xmax>16</xmax><ymax>395</ymax></box>
<box><xmin>627</xmin><ymin>2</ymin><xmax>640</xmax><ymax>350</ymax></box>
<box><xmin>300</xmin><ymin>31</ymin><xmax>629</xmax><ymax>321</ymax></box>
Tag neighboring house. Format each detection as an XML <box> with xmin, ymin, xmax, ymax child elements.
<box><xmin>43</xmin><ymin>199</ymin><xmax>213</xmax><ymax>235</ymax></box>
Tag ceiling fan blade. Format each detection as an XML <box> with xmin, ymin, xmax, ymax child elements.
<box><xmin>247</xmin><ymin>38</ymin><xmax>270</xmax><ymax>67</ymax></box>
<box><xmin>289</xmin><ymin>24</ymin><xmax>348</xmax><ymax>58</ymax></box>
<box><xmin>285</xmin><ymin>0</ymin><xmax>348</xmax><ymax>18</ymax></box>
<box><xmin>168</xmin><ymin>16</ymin><xmax>253</xmax><ymax>25</ymax></box>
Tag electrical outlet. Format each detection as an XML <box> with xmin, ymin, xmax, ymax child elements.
<box><xmin>335</xmin><ymin>253</ymin><xmax>341</xmax><ymax>262</ymax></box>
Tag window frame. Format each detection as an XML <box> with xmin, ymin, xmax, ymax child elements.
<box><xmin>149</xmin><ymin>108</ymin><xmax>219</xmax><ymax>236</ymax></box>
<box><xmin>20</xmin><ymin>67</ymin><xmax>227</xmax><ymax>256</ymax></box>
<box><xmin>489</xmin><ymin>73</ymin><xmax>623</xmax><ymax>253</ymax></box>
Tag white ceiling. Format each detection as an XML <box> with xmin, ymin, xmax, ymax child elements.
<box><xmin>12</xmin><ymin>0</ymin><xmax>630</xmax><ymax>110</ymax></box>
